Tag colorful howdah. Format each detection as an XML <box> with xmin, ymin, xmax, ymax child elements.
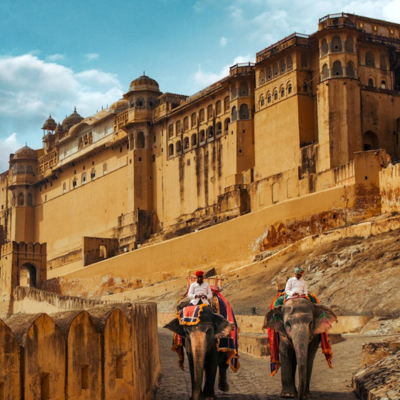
<box><xmin>171</xmin><ymin>289</ymin><xmax>240</xmax><ymax>372</ymax></box>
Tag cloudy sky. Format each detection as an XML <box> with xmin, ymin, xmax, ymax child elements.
<box><xmin>1</xmin><ymin>0</ymin><xmax>399</xmax><ymax>172</ymax></box>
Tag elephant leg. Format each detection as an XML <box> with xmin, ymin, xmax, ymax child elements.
<box><xmin>218</xmin><ymin>353</ymin><xmax>229</xmax><ymax>392</ymax></box>
<box><xmin>280</xmin><ymin>342</ymin><xmax>297</xmax><ymax>398</ymax></box>
<box><xmin>305</xmin><ymin>336</ymin><xmax>319</xmax><ymax>397</ymax></box>
<box><xmin>203</xmin><ymin>348</ymin><xmax>218</xmax><ymax>399</ymax></box>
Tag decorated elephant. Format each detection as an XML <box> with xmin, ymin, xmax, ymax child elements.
<box><xmin>264</xmin><ymin>297</ymin><xmax>337</xmax><ymax>399</ymax></box>
<box><xmin>164</xmin><ymin>305</ymin><xmax>235</xmax><ymax>400</ymax></box>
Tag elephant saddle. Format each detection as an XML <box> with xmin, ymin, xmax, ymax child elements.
<box><xmin>178</xmin><ymin>304</ymin><xmax>207</xmax><ymax>326</ymax></box>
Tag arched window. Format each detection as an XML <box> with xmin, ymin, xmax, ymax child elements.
<box><xmin>200</xmin><ymin>130</ymin><xmax>206</xmax><ymax>143</ymax></box>
<box><xmin>224</xmin><ymin>118</ymin><xmax>230</xmax><ymax>132</ymax></box>
<box><xmin>231</xmin><ymin>106</ymin><xmax>237</xmax><ymax>121</ymax></box>
<box><xmin>380</xmin><ymin>55</ymin><xmax>387</xmax><ymax>70</ymax></box>
<box><xmin>137</xmin><ymin>131</ymin><xmax>145</xmax><ymax>149</ymax></box>
<box><xmin>63</xmin><ymin>182</ymin><xmax>67</xmax><ymax>193</ymax></box>
<box><xmin>381</xmin><ymin>80</ymin><xmax>386</xmax><ymax>89</ymax></box>
<box><xmin>216</xmin><ymin>122</ymin><xmax>222</xmax><ymax>135</ymax></box>
<box><xmin>191</xmin><ymin>113</ymin><xmax>197</xmax><ymax>128</ymax></box>
<box><xmin>216</xmin><ymin>100</ymin><xmax>222</xmax><ymax>115</ymax></box>
<box><xmin>27</xmin><ymin>165</ymin><xmax>34</xmax><ymax>175</ymax></box>
<box><xmin>331</xmin><ymin>36</ymin><xmax>342</xmax><ymax>52</ymax></box>
<box><xmin>368</xmin><ymin>78</ymin><xmax>374</xmax><ymax>87</ymax></box>
<box><xmin>20</xmin><ymin>264</ymin><xmax>37</xmax><ymax>287</ymax></box>
<box><xmin>176</xmin><ymin>120</ymin><xmax>181</xmax><ymax>134</ymax></box>
<box><xmin>287</xmin><ymin>83</ymin><xmax>292</xmax><ymax>94</ymax></box>
<box><xmin>345</xmin><ymin>36</ymin><xmax>354</xmax><ymax>52</ymax></box>
<box><xmin>207</xmin><ymin>104</ymin><xmax>213</xmax><ymax>120</ymax></box>
<box><xmin>280</xmin><ymin>85</ymin><xmax>285</xmax><ymax>97</ymax></box>
<box><xmin>273</xmin><ymin>89</ymin><xmax>278</xmax><ymax>100</ymax></box>
<box><xmin>260</xmin><ymin>94</ymin><xmax>265</xmax><ymax>107</ymax></box>
<box><xmin>267</xmin><ymin>91</ymin><xmax>272</xmax><ymax>103</ymax></box>
<box><xmin>363</xmin><ymin>131</ymin><xmax>378</xmax><ymax>150</ymax></box>
<box><xmin>183</xmin><ymin>117</ymin><xmax>189</xmax><ymax>131</ymax></box>
<box><xmin>168</xmin><ymin>124</ymin><xmax>174</xmax><ymax>138</ymax></box>
<box><xmin>259</xmin><ymin>69</ymin><xmax>265</xmax><ymax>85</ymax></box>
<box><xmin>207</xmin><ymin>126</ymin><xmax>214</xmax><ymax>139</ymax></box>
<box><xmin>287</xmin><ymin>56</ymin><xmax>293</xmax><ymax>70</ymax></box>
<box><xmin>322</xmin><ymin>63</ymin><xmax>329</xmax><ymax>80</ymax></box>
<box><xmin>136</xmin><ymin>97</ymin><xmax>144</xmax><ymax>107</ymax></box>
<box><xmin>303</xmin><ymin>82</ymin><xmax>308</xmax><ymax>92</ymax></box>
<box><xmin>27</xmin><ymin>193</ymin><xmax>33</xmax><ymax>206</ymax></box>
<box><xmin>169</xmin><ymin>144</ymin><xmax>174</xmax><ymax>157</ymax></box>
<box><xmin>103</xmin><ymin>163</ymin><xmax>107</xmax><ymax>175</ymax></box>
<box><xmin>224</xmin><ymin>96</ymin><xmax>230</xmax><ymax>112</ymax></box>
<box><xmin>72</xmin><ymin>178</ymin><xmax>77</xmax><ymax>188</ymax></box>
<box><xmin>184</xmin><ymin>137</ymin><xmax>190</xmax><ymax>149</ymax></box>
<box><xmin>176</xmin><ymin>140</ymin><xmax>182</xmax><ymax>153</ymax></box>
<box><xmin>332</xmin><ymin>61</ymin><xmax>343</xmax><ymax>77</ymax></box>
<box><xmin>239</xmin><ymin>104</ymin><xmax>249</xmax><ymax>119</ymax></box>
<box><xmin>82</xmin><ymin>172</ymin><xmax>87</xmax><ymax>184</ymax></box>
<box><xmin>239</xmin><ymin>82</ymin><xmax>249</xmax><ymax>96</ymax></box>
<box><xmin>191</xmin><ymin>134</ymin><xmax>197</xmax><ymax>146</ymax></box>
<box><xmin>199</xmin><ymin>109</ymin><xmax>205</xmax><ymax>123</ymax></box>
<box><xmin>91</xmin><ymin>169</ymin><xmax>96</xmax><ymax>179</ymax></box>
<box><xmin>280</xmin><ymin>59</ymin><xmax>286</xmax><ymax>74</ymax></box>
<box><xmin>346</xmin><ymin>62</ymin><xmax>355</xmax><ymax>78</ymax></box>
<box><xmin>267</xmin><ymin>66</ymin><xmax>272</xmax><ymax>80</ymax></box>
<box><xmin>321</xmin><ymin>38</ymin><xmax>328</xmax><ymax>55</ymax></box>
<box><xmin>366</xmin><ymin>51</ymin><xmax>375</xmax><ymax>67</ymax></box>
<box><xmin>273</xmin><ymin>63</ymin><xmax>278</xmax><ymax>76</ymax></box>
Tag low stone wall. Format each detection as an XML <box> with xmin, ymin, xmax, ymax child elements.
<box><xmin>0</xmin><ymin>303</ymin><xmax>160</xmax><ymax>400</ymax></box>
<box><xmin>353</xmin><ymin>337</ymin><xmax>400</xmax><ymax>400</ymax></box>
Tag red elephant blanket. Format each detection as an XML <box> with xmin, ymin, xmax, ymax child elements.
<box><xmin>267</xmin><ymin>292</ymin><xmax>333</xmax><ymax>377</ymax></box>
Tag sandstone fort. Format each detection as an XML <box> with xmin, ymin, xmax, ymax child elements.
<box><xmin>1</xmin><ymin>13</ymin><xmax>400</xmax><ymax>399</ymax></box>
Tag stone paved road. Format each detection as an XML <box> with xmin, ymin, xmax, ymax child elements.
<box><xmin>154</xmin><ymin>330</ymin><xmax>376</xmax><ymax>400</ymax></box>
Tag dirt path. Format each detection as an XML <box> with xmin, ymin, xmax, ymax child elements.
<box><xmin>154</xmin><ymin>330</ymin><xmax>374</xmax><ymax>399</ymax></box>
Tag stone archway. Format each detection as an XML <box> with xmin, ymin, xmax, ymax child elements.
<box><xmin>363</xmin><ymin>131</ymin><xmax>379</xmax><ymax>151</ymax></box>
<box><xmin>20</xmin><ymin>263</ymin><xmax>37</xmax><ymax>288</ymax></box>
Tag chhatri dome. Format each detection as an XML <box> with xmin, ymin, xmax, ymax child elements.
<box><xmin>41</xmin><ymin>115</ymin><xmax>57</xmax><ymax>131</ymax></box>
<box><xmin>128</xmin><ymin>73</ymin><xmax>159</xmax><ymax>92</ymax></box>
<box><xmin>62</xmin><ymin>108</ymin><xmax>84</xmax><ymax>130</ymax></box>
<box><xmin>13</xmin><ymin>145</ymin><xmax>38</xmax><ymax>160</ymax></box>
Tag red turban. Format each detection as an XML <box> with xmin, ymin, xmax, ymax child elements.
<box><xmin>195</xmin><ymin>270</ymin><xmax>204</xmax><ymax>277</ymax></box>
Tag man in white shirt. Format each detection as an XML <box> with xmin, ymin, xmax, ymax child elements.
<box><xmin>285</xmin><ymin>267</ymin><xmax>308</xmax><ymax>299</ymax></box>
<box><xmin>188</xmin><ymin>270</ymin><xmax>213</xmax><ymax>306</ymax></box>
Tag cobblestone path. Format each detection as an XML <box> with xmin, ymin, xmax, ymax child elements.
<box><xmin>154</xmin><ymin>330</ymin><xmax>373</xmax><ymax>400</ymax></box>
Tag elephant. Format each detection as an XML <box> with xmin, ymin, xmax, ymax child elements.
<box><xmin>164</xmin><ymin>305</ymin><xmax>233</xmax><ymax>400</ymax></box>
<box><xmin>264</xmin><ymin>297</ymin><xmax>337</xmax><ymax>400</ymax></box>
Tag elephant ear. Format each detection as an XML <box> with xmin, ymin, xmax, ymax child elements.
<box><xmin>213</xmin><ymin>314</ymin><xmax>232</xmax><ymax>339</ymax></box>
<box><xmin>164</xmin><ymin>318</ymin><xmax>186</xmax><ymax>337</ymax></box>
<box><xmin>313</xmin><ymin>304</ymin><xmax>338</xmax><ymax>334</ymax></box>
<box><xmin>264</xmin><ymin>306</ymin><xmax>286</xmax><ymax>337</ymax></box>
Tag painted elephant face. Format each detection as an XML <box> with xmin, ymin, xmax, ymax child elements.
<box><xmin>264</xmin><ymin>298</ymin><xmax>337</xmax><ymax>343</ymax></box>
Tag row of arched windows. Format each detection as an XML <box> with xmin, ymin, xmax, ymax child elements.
<box><xmin>231</xmin><ymin>104</ymin><xmax>249</xmax><ymax>121</ymax></box>
<box><xmin>259</xmin><ymin>81</ymin><xmax>293</xmax><ymax>107</ymax></box>
<box><xmin>364</xmin><ymin>51</ymin><xmax>387</xmax><ymax>70</ymax></box>
<box><xmin>168</xmin><ymin>97</ymin><xmax>230</xmax><ymax>138</ymax></box>
<box><xmin>168</xmin><ymin>119</ymin><xmax>230</xmax><ymax>157</ymax></box>
<box><xmin>12</xmin><ymin>164</ymin><xmax>35</xmax><ymax>175</ymax></box>
<box><xmin>320</xmin><ymin>35</ymin><xmax>354</xmax><ymax>56</ymax></box>
<box><xmin>13</xmin><ymin>192</ymin><xmax>33</xmax><ymax>207</ymax></box>
<box><xmin>231</xmin><ymin>82</ymin><xmax>250</xmax><ymax>98</ymax></box>
<box><xmin>321</xmin><ymin>61</ymin><xmax>356</xmax><ymax>80</ymax></box>
<box><xmin>258</xmin><ymin>55</ymin><xmax>294</xmax><ymax>86</ymax></box>
<box><xmin>129</xmin><ymin>96</ymin><xmax>156</xmax><ymax>109</ymax></box>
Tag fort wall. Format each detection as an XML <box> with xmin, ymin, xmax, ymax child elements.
<box><xmin>0</xmin><ymin>303</ymin><xmax>160</xmax><ymax>400</ymax></box>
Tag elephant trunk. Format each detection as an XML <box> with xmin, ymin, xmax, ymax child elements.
<box><xmin>292</xmin><ymin>327</ymin><xmax>310</xmax><ymax>400</ymax></box>
<box><xmin>190</xmin><ymin>330</ymin><xmax>207</xmax><ymax>400</ymax></box>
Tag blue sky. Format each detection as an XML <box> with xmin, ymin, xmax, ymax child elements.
<box><xmin>1</xmin><ymin>0</ymin><xmax>400</xmax><ymax>171</ymax></box>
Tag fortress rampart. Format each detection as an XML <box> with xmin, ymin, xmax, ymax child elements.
<box><xmin>0</xmin><ymin>303</ymin><xmax>160</xmax><ymax>400</ymax></box>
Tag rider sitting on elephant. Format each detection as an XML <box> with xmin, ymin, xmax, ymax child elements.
<box><xmin>285</xmin><ymin>267</ymin><xmax>307</xmax><ymax>298</ymax></box>
<box><xmin>188</xmin><ymin>270</ymin><xmax>213</xmax><ymax>306</ymax></box>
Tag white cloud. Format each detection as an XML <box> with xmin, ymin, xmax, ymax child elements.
<box><xmin>194</xmin><ymin>55</ymin><xmax>254</xmax><ymax>88</ymax></box>
<box><xmin>0</xmin><ymin>133</ymin><xmax>22</xmax><ymax>173</ymax></box>
<box><xmin>0</xmin><ymin>54</ymin><xmax>123</xmax><ymax>152</ymax></box>
<box><xmin>46</xmin><ymin>54</ymin><xmax>66</xmax><ymax>62</ymax></box>
<box><xmin>220</xmin><ymin>37</ymin><xmax>228</xmax><ymax>47</ymax></box>
<box><xmin>85</xmin><ymin>53</ymin><xmax>99</xmax><ymax>62</ymax></box>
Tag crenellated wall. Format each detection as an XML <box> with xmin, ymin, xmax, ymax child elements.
<box><xmin>0</xmin><ymin>303</ymin><xmax>160</xmax><ymax>400</ymax></box>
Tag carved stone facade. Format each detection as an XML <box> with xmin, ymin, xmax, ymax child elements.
<box><xmin>0</xmin><ymin>13</ymin><xmax>400</xmax><ymax>281</ymax></box>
